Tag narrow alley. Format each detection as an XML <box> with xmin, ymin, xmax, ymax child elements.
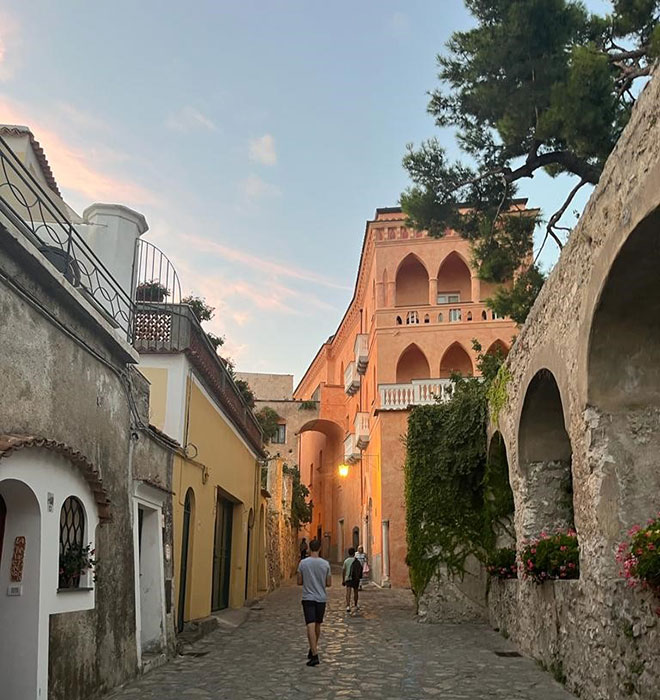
<box><xmin>107</xmin><ymin>575</ymin><xmax>574</xmax><ymax>700</ymax></box>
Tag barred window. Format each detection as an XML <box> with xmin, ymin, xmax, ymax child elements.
<box><xmin>59</xmin><ymin>496</ymin><xmax>85</xmax><ymax>589</ymax></box>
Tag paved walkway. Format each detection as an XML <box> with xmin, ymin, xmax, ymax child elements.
<box><xmin>108</xmin><ymin>576</ymin><xmax>575</xmax><ymax>700</ymax></box>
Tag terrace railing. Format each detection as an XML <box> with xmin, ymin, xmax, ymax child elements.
<box><xmin>0</xmin><ymin>134</ymin><xmax>134</xmax><ymax>340</ymax></box>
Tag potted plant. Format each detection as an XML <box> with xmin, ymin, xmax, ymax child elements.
<box><xmin>616</xmin><ymin>513</ymin><xmax>660</xmax><ymax>595</ymax></box>
<box><xmin>520</xmin><ymin>530</ymin><xmax>579</xmax><ymax>583</ymax></box>
<box><xmin>59</xmin><ymin>543</ymin><xmax>96</xmax><ymax>589</ymax></box>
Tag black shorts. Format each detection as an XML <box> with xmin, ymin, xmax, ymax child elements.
<box><xmin>302</xmin><ymin>600</ymin><xmax>326</xmax><ymax>624</ymax></box>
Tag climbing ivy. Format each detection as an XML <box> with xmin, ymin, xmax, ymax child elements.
<box><xmin>486</xmin><ymin>364</ymin><xmax>511</xmax><ymax>427</ymax></box>
<box><xmin>405</xmin><ymin>342</ymin><xmax>514</xmax><ymax>596</ymax></box>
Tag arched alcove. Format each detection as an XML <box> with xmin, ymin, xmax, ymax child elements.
<box><xmin>486</xmin><ymin>432</ymin><xmax>515</xmax><ymax>546</ymax></box>
<box><xmin>439</xmin><ymin>342</ymin><xmax>473</xmax><ymax>378</ymax></box>
<box><xmin>437</xmin><ymin>252</ymin><xmax>471</xmax><ymax>302</ymax></box>
<box><xmin>486</xmin><ymin>339</ymin><xmax>509</xmax><ymax>358</ymax></box>
<box><xmin>396</xmin><ymin>344</ymin><xmax>430</xmax><ymax>383</ymax></box>
<box><xmin>395</xmin><ymin>254</ymin><xmax>429</xmax><ymax>307</ymax></box>
<box><xmin>518</xmin><ymin>369</ymin><xmax>575</xmax><ymax>540</ymax></box>
<box><xmin>587</xmin><ymin>206</ymin><xmax>660</xmax><ymax>526</ymax></box>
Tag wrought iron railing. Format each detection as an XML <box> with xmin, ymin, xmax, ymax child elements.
<box><xmin>134</xmin><ymin>239</ymin><xmax>182</xmax><ymax>305</ymax></box>
<box><xmin>0</xmin><ymin>134</ymin><xmax>134</xmax><ymax>339</ymax></box>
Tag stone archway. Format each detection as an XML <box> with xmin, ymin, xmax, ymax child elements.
<box><xmin>587</xmin><ymin>205</ymin><xmax>660</xmax><ymax>529</ymax></box>
<box><xmin>518</xmin><ymin>369</ymin><xmax>575</xmax><ymax>542</ymax></box>
<box><xmin>437</xmin><ymin>251</ymin><xmax>471</xmax><ymax>302</ymax></box>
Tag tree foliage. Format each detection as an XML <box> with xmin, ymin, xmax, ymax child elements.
<box><xmin>405</xmin><ymin>342</ymin><xmax>515</xmax><ymax>596</ymax></box>
<box><xmin>284</xmin><ymin>464</ymin><xmax>313</xmax><ymax>529</ymax></box>
<box><xmin>255</xmin><ymin>406</ymin><xmax>281</xmax><ymax>442</ymax></box>
<box><xmin>182</xmin><ymin>294</ymin><xmax>215</xmax><ymax>323</ymax></box>
<box><xmin>402</xmin><ymin>0</ymin><xmax>658</xmax><ymax>322</ymax></box>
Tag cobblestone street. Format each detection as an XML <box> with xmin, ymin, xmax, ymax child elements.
<box><xmin>108</xmin><ymin>575</ymin><xmax>575</xmax><ymax>700</ymax></box>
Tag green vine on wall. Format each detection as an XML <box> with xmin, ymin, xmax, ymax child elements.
<box><xmin>405</xmin><ymin>341</ymin><xmax>514</xmax><ymax>597</ymax></box>
<box><xmin>486</xmin><ymin>364</ymin><xmax>511</xmax><ymax>427</ymax></box>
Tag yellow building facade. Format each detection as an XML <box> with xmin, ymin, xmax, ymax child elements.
<box><xmin>135</xmin><ymin>304</ymin><xmax>266</xmax><ymax>628</ymax></box>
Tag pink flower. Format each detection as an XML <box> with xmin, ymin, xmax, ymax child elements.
<box><xmin>560</xmin><ymin>545</ymin><xmax>567</xmax><ymax>552</ymax></box>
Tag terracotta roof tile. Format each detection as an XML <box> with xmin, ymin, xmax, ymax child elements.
<box><xmin>0</xmin><ymin>434</ymin><xmax>111</xmax><ymax>521</ymax></box>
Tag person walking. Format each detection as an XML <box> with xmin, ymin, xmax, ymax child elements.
<box><xmin>299</xmin><ymin>537</ymin><xmax>309</xmax><ymax>560</ymax></box>
<box><xmin>355</xmin><ymin>544</ymin><xmax>368</xmax><ymax>590</ymax></box>
<box><xmin>297</xmin><ymin>538</ymin><xmax>331</xmax><ymax>667</ymax></box>
<box><xmin>342</xmin><ymin>547</ymin><xmax>363</xmax><ymax>613</ymax></box>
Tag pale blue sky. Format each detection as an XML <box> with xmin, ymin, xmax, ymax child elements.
<box><xmin>0</xmin><ymin>0</ymin><xmax>609</xmax><ymax>381</ymax></box>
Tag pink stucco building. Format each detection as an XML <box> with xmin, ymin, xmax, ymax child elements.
<box><xmin>294</xmin><ymin>204</ymin><xmax>532</xmax><ymax>587</ymax></box>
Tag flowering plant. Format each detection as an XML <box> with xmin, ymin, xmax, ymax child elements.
<box><xmin>486</xmin><ymin>547</ymin><xmax>518</xmax><ymax>579</ymax></box>
<box><xmin>520</xmin><ymin>530</ymin><xmax>579</xmax><ymax>583</ymax></box>
<box><xmin>59</xmin><ymin>543</ymin><xmax>96</xmax><ymax>589</ymax></box>
<box><xmin>616</xmin><ymin>514</ymin><xmax>660</xmax><ymax>595</ymax></box>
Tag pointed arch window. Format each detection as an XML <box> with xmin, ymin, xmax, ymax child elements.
<box><xmin>59</xmin><ymin>496</ymin><xmax>86</xmax><ymax>589</ymax></box>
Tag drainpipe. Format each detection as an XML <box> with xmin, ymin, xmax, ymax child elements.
<box><xmin>381</xmin><ymin>519</ymin><xmax>391</xmax><ymax>588</ymax></box>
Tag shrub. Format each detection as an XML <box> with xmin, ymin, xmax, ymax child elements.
<box><xmin>520</xmin><ymin>531</ymin><xmax>579</xmax><ymax>583</ymax></box>
<box><xmin>616</xmin><ymin>513</ymin><xmax>660</xmax><ymax>595</ymax></box>
<box><xmin>486</xmin><ymin>546</ymin><xmax>517</xmax><ymax>579</ymax></box>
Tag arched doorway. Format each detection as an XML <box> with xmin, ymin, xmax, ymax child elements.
<box><xmin>518</xmin><ymin>369</ymin><xmax>576</xmax><ymax>542</ymax></box>
<box><xmin>0</xmin><ymin>479</ymin><xmax>41</xmax><ymax>699</ymax></box>
<box><xmin>439</xmin><ymin>342</ymin><xmax>473</xmax><ymax>378</ymax></box>
<box><xmin>177</xmin><ymin>488</ymin><xmax>194</xmax><ymax>632</ymax></box>
<box><xmin>396</xmin><ymin>344</ymin><xmax>430</xmax><ymax>383</ymax></box>
<box><xmin>352</xmin><ymin>526</ymin><xmax>360</xmax><ymax>549</ymax></box>
<box><xmin>395</xmin><ymin>254</ymin><xmax>429</xmax><ymax>307</ymax></box>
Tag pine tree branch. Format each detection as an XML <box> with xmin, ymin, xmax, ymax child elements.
<box><xmin>545</xmin><ymin>178</ymin><xmax>589</xmax><ymax>250</ymax></box>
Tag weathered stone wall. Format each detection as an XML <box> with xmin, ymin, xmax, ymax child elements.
<box><xmin>0</xmin><ymin>222</ymin><xmax>141</xmax><ymax>698</ymax></box>
<box><xmin>486</xmin><ymin>70</ymin><xmax>660</xmax><ymax>699</ymax></box>
<box><xmin>265</xmin><ymin>458</ymin><xmax>298</xmax><ymax>589</ymax></box>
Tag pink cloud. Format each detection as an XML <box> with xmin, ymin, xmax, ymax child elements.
<box><xmin>0</xmin><ymin>96</ymin><xmax>159</xmax><ymax>207</ymax></box>
<box><xmin>180</xmin><ymin>232</ymin><xmax>350</xmax><ymax>291</ymax></box>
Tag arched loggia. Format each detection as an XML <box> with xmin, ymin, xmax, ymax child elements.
<box><xmin>518</xmin><ymin>369</ymin><xmax>576</xmax><ymax>541</ymax></box>
<box><xmin>395</xmin><ymin>254</ymin><xmax>429</xmax><ymax>307</ymax></box>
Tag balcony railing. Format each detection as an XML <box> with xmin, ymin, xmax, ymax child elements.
<box><xmin>379</xmin><ymin>379</ymin><xmax>453</xmax><ymax>411</ymax></box>
<box><xmin>354</xmin><ymin>412</ymin><xmax>370</xmax><ymax>449</ymax></box>
<box><xmin>344</xmin><ymin>433</ymin><xmax>360</xmax><ymax>464</ymax></box>
<box><xmin>0</xmin><ymin>135</ymin><xmax>134</xmax><ymax>340</ymax></box>
<box><xmin>354</xmin><ymin>334</ymin><xmax>368</xmax><ymax>374</ymax></box>
<box><xmin>134</xmin><ymin>302</ymin><xmax>264</xmax><ymax>454</ymax></box>
<box><xmin>344</xmin><ymin>361</ymin><xmax>360</xmax><ymax>395</ymax></box>
<box><xmin>376</xmin><ymin>302</ymin><xmax>506</xmax><ymax>329</ymax></box>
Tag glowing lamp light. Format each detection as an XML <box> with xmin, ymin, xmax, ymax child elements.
<box><xmin>338</xmin><ymin>463</ymin><xmax>350</xmax><ymax>478</ymax></box>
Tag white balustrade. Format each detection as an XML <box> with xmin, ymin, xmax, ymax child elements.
<box><xmin>378</xmin><ymin>378</ymin><xmax>453</xmax><ymax>410</ymax></box>
<box><xmin>354</xmin><ymin>334</ymin><xmax>368</xmax><ymax>374</ymax></box>
<box><xmin>344</xmin><ymin>433</ymin><xmax>360</xmax><ymax>463</ymax></box>
<box><xmin>354</xmin><ymin>411</ymin><xmax>370</xmax><ymax>449</ymax></box>
<box><xmin>344</xmin><ymin>361</ymin><xmax>360</xmax><ymax>395</ymax></box>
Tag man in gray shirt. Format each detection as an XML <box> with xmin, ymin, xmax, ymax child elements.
<box><xmin>297</xmin><ymin>538</ymin><xmax>332</xmax><ymax>666</ymax></box>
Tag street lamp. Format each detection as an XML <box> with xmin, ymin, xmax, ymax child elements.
<box><xmin>338</xmin><ymin>463</ymin><xmax>350</xmax><ymax>478</ymax></box>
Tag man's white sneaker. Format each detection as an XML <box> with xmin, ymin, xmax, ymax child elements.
<box><xmin>345</xmin><ymin>606</ymin><xmax>351</xmax><ymax>612</ymax></box>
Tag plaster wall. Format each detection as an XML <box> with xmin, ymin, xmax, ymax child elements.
<box><xmin>0</xmin><ymin>223</ymin><xmax>141</xmax><ymax>699</ymax></box>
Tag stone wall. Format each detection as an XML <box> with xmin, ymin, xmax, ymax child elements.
<box><xmin>485</xmin><ymin>70</ymin><xmax>660</xmax><ymax>699</ymax></box>
<box><xmin>265</xmin><ymin>458</ymin><xmax>298</xmax><ymax>589</ymax></box>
